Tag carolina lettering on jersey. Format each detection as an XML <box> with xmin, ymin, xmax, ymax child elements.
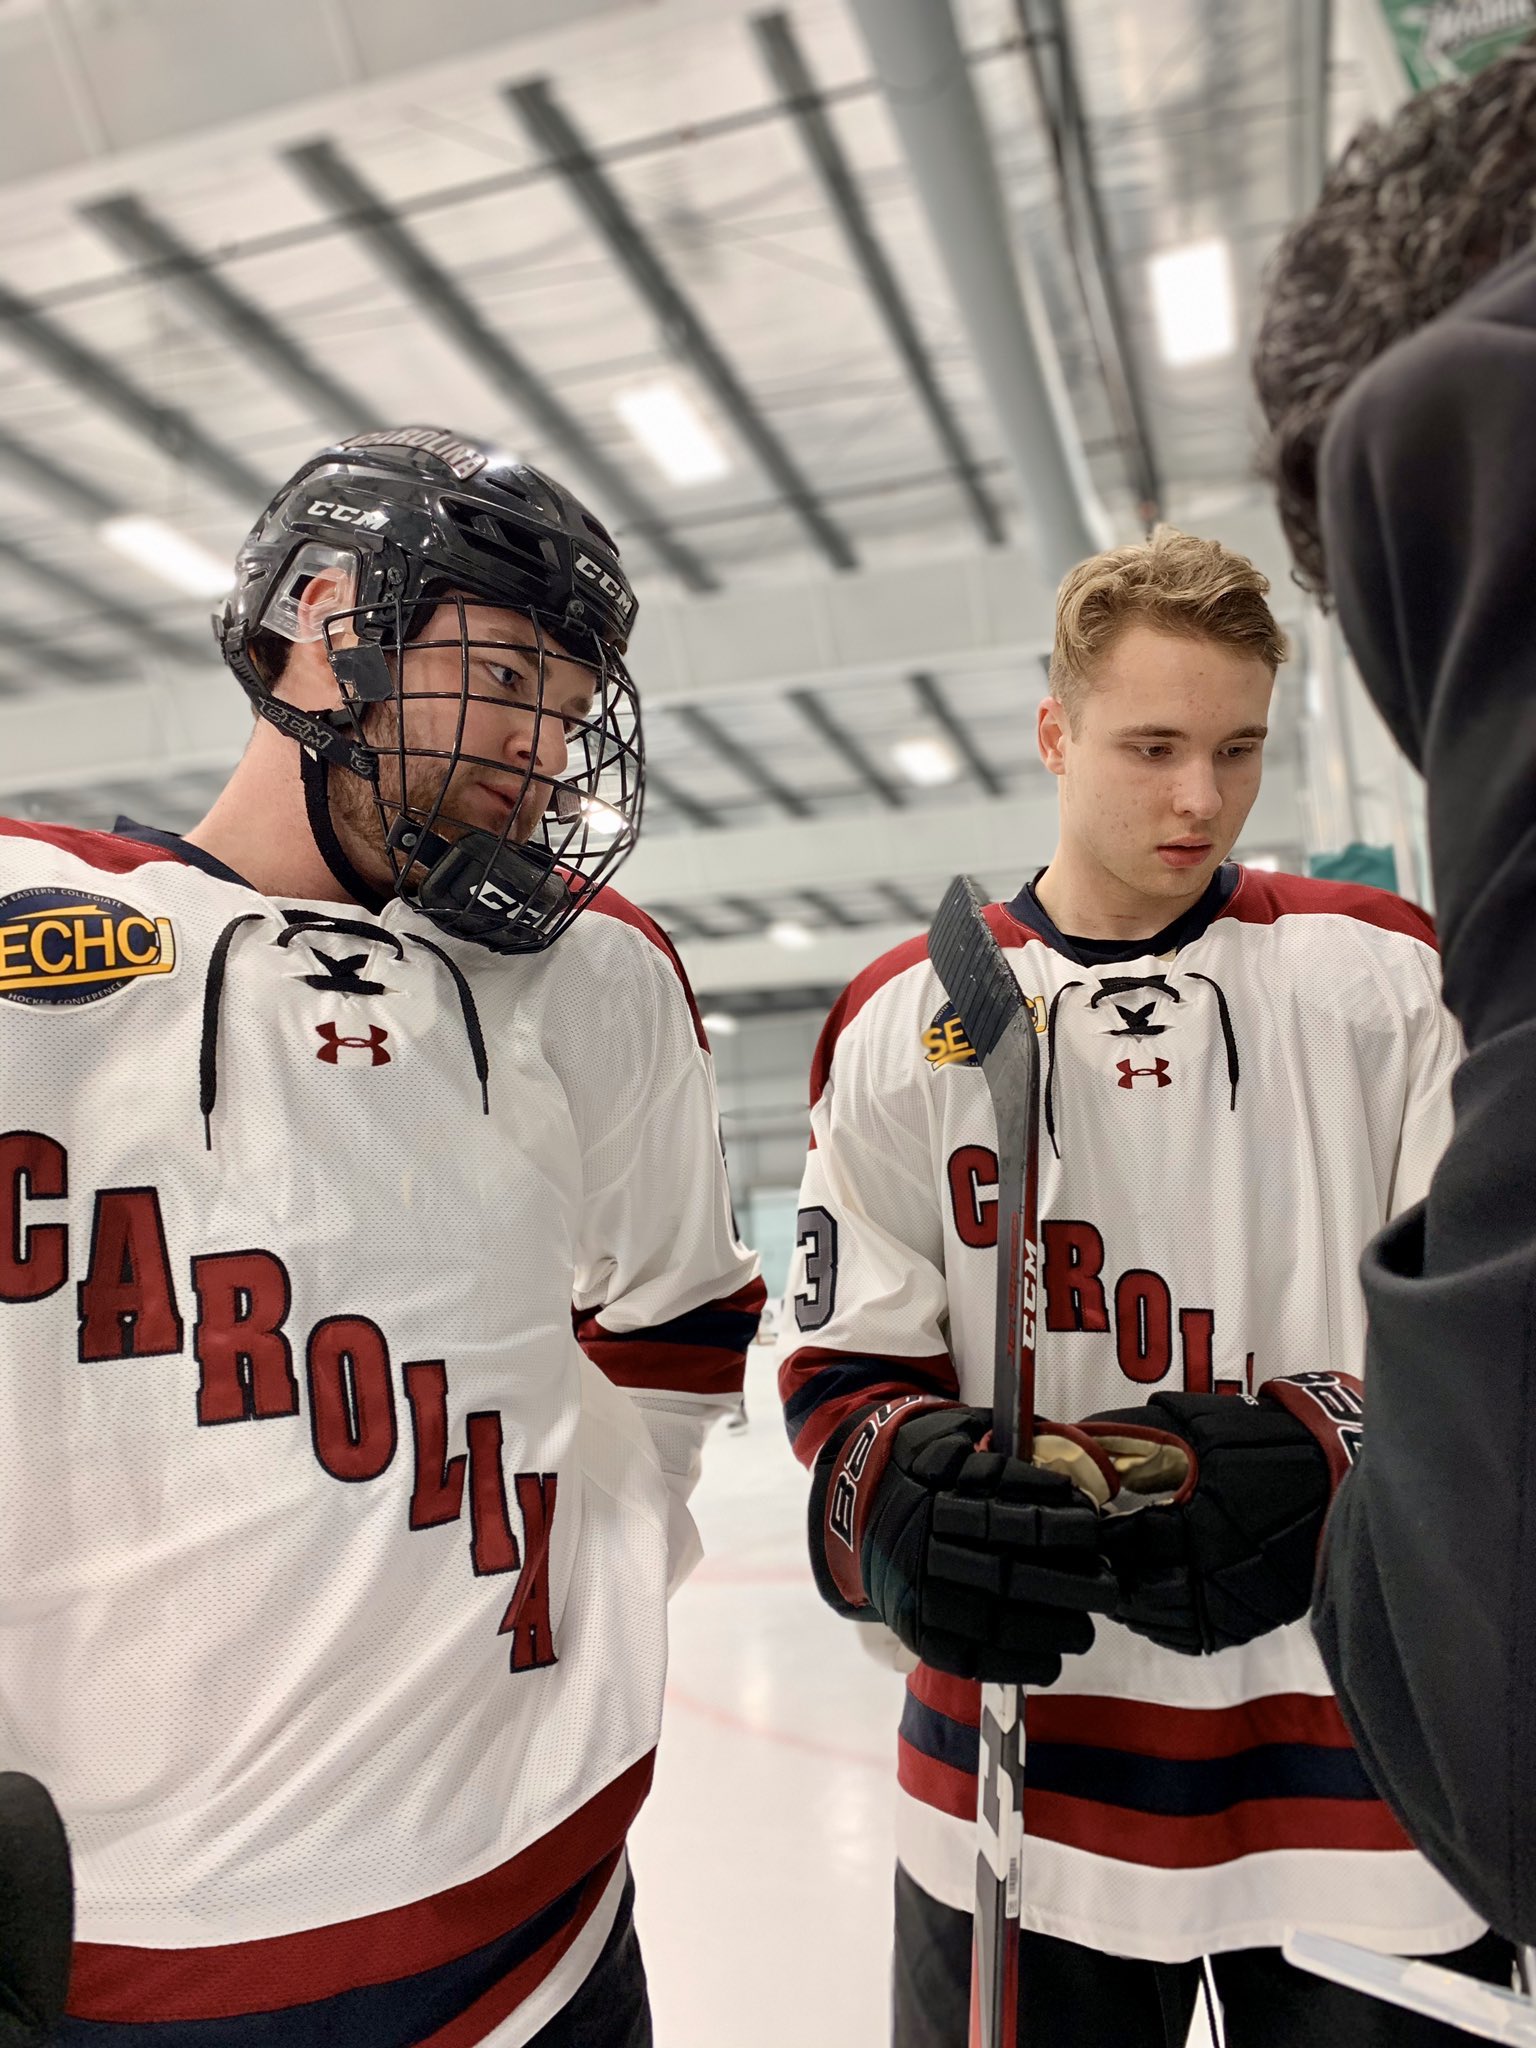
<box><xmin>3</xmin><ymin>1132</ymin><xmax>557</xmax><ymax>1673</ymax></box>
<box><xmin>942</xmin><ymin>1178</ymin><xmax>1254</xmax><ymax>1395</ymax></box>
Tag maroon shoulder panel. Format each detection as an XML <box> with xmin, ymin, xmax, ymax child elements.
<box><xmin>1220</xmin><ymin>866</ymin><xmax>1437</xmax><ymax>949</ymax></box>
<box><xmin>0</xmin><ymin>818</ymin><xmax>187</xmax><ymax>874</ymax></box>
<box><xmin>586</xmin><ymin>886</ymin><xmax>709</xmax><ymax>1049</ymax></box>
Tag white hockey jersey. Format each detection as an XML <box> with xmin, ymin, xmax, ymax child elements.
<box><xmin>0</xmin><ymin>817</ymin><xmax>763</xmax><ymax>2045</ymax></box>
<box><xmin>781</xmin><ymin>865</ymin><xmax>1481</xmax><ymax>1963</ymax></box>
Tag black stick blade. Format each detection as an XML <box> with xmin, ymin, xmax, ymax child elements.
<box><xmin>928</xmin><ymin>874</ymin><xmax>1026</xmax><ymax>1065</ymax></box>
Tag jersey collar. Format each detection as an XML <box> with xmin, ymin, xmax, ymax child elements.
<box><xmin>113</xmin><ymin>817</ymin><xmax>254</xmax><ymax>891</ymax></box>
<box><xmin>1006</xmin><ymin>862</ymin><xmax>1241</xmax><ymax>966</ymax></box>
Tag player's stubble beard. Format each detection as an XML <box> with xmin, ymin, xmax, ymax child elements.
<box><xmin>324</xmin><ymin>697</ymin><xmax>548</xmax><ymax>895</ymax></box>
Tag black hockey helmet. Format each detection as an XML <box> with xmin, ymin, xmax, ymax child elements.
<box><xmin>214</xmin><ymin>425</ymin><xmax>644</xmax><ymax>954</ymax></box>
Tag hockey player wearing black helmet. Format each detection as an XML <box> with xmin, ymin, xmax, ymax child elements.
<box><xmin>207</xmin><ymin>425</ymin><xmax>644</xmax><ymax>953</ymax></box>
<box><xmin>0</xmin><ymin>428</ymin><xmax>763</xmax><ymax>2046</ymax></box>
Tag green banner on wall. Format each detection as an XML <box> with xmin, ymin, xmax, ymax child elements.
<box><xmin>1381</xmin><ymin>0</ymin><xmax>1536</xmax><ymax>88</ymax></box>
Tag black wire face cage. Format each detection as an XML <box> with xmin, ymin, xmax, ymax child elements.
<box><xmin>320</xmin><ymin>593</ymin><xmax>644</xmax><ymax>955</ymax></box>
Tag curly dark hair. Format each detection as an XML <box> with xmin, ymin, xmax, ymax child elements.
<box><xmin>1253</xmin><ymin>34</ymin><xmax>1536</xmax><ymax>600</ymax></box>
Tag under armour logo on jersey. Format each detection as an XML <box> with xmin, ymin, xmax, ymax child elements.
<box><xmin>1116</xmin><ymin>1057</ymin><xmax>1171</xmax><ymax>1089</ymax></box>
<box><xmin>315</xmin><ymin>1022</ymin><xmax>391</xmax><ymax>1067</ymax></box>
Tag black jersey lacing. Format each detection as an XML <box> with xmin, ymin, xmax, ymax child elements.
<box><xmin>198</xmin><ymin>911</ymin><xmax>492</xmax><ymax>1147</ymax></box>
<box><xmin>1043</xmin><ymin>978</ymin><xmax>1083</xmax><ymax>1160</ymax></box>
<box><xmin>199</xmin><ymin>914</ymin><xmax>263</xmax><ymax>1149</ymax></box>
<box><xmin>1042</xmin><ymin>968</ymin><xmax>1240</xmax><ymax>1159</ymax></box>
<box><xmin>1184</xmin><ymin>971</ymin><xmax>1241</xmax><ymax>1111</ymax></box>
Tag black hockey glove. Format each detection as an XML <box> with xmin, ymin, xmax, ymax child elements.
<box><xmin>808</xmin><ymin>1397</ymin><xmax>1120</xmax><ymax>1685</ymax></box>
<box><xmin>0</xmin><ymin>1773</ymin><xmax>73</xmax><ymax>2043</ymax></box>
<box><xmin>1082</xmin><ymin>1373</ymin><xmax>1364</xmax><ymax>1657</ymax></box>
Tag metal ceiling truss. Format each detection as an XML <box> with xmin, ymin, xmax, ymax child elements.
<box><xmin>505</xmin><ymin>75</ymin><xmax>859</xmax><ymax>575</ymax></box>
<box><xmin>1012</xmin><ymin>0</ymin><xmax>1163</xmax><ymax>526</ymax></box>
<box><xmin>0</xmin><ymin>277</ymin><xmax>268</xmax><ymax>502</ymax></box>
<box><xmin>846</xmin><ymin>0</ymin><xmax>1103</xmax><ymax>581</ymax></box>
<box><xmin>877</xmin><ymin>880</ymin><xmax>930</xmax><ymax>923</ymax></box>
<box><xmin>668</xmin><ymin>702</ymin><xmax>815</xmax><ymax>818</ymax></box>
<box><xmin>0</xmin><ymin>422</ymin><xmax>119</xmax><ymax>522</ymax></box>
<box><xmin>751</xmin><ymin>9</ymin><xmax>1006</xmax><ymax>550</ymax></box>
<box><xmin>79</xmin><ymin>192</ymin><xmax>387</xmax><ymax>439</ymax></box>
<box><xmin>907</xmin><ymin>670</ymin><xmax>1006</xmax><ymax>797</ymax></box>
<box><xmin>786</xmin><ymin>685</ymin><xmax>905</xmax><ymax>808</ymax></box>
<box><xmin>283</xmin><ymin>138</ymin><xmax>719</xmax><ymax>596</ymax></box>
<box><xmin>1292</xmin><ymin>0</ymin><xmax>1335</xmax><ymax>210</ymax></box>
<box><xmin>0</xmin><ymin>530</ymin><xmax>202</xmax><ymax>664</ymax></box>
<box><xmin>0</xmin><ymin>619</ymin><xmax>104</xmax><ymax>687</ymax></box>
<box><xmin>644</xmin><ymin>762</ymin><xmax>725</xmax><ymax>829</ymax></box>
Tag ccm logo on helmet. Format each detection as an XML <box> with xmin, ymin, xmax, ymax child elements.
<box><xmin>306</xmin><ymin>499</ymin><xmax>389</xmax><ymax>531</ymax></box>
<box><xmin>573</xmin><ymin>550</ymin><xmax>634</xmax><ymax>619</ymax></box>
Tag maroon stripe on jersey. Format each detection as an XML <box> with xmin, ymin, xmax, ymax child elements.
<box><xmin>779</xmin><ymin>1346</ymin><xmax>960</xmax><ymax>1464</ymax></box>
<box><xmin>66</xmin><ymin>1752</ymin><xmax>655</xmax><ymax>2022</ymax></box>
<box><xmin>1219</xmin><ymin>866</ymin><xmax>1438</xmax><ymax>946</ymax></box>
<box><xmin>808</xmin><ymin>903</ymin><xmax>1030</xmax><ymax>1108</ymax></box>
<box><xmin>0</xmin><ymin>817</ymin><xmax>186</xmax><ymax>872</ymax></box>
<box><xmin>904</xmin><ymin>1668</ymin><xmax>1366</xmax><ymax>1759</ymax></box>
<box><xmin>1024</xmin><ymin>1789</ymin><xmax>1413</xmax><ymax>1866</ymax></box>
<box><xmin>412</xmin><ymin>1850</ymin><xmax>621</xmax><ymax>2048</ymax></box>
<box><xmin>1026</xmin><ymin>1690</ymin><xmax>1360</xmax><ymax>1760</ymax></box>
<box><xmin>898</xmin><ymin>1729</ymin><xmax>977</xmax><ymax>1822</ymax></box>
<box><xmin>907</xmin><ymin>1660</ymin><xmax>981</xmax><ymax>1727</ymax></box>
<box><xmin>586</xmin><ymin>887</ymin><xmax>709</xmax><ymax>1048</ymax></box>
<box><xmin>575</xmin><ymin>1277</ymin><xmax>765</xmax><ymax>1397</ymax></box>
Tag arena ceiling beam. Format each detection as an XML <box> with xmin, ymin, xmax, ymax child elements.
<box><xmin>846</xmin><ymin>0</ymin><xmax>1105</xmax><ymax>581</ymax></box>
<box><xmin>79</xmin><ymin>191</ymin><xmax>386</xmax><ymax>438</ymax></box>
<box><xmin>283</xmin><ymin>137</ymin><xmax>719</xmax><ymax>597</ymax></box>
<box><xmin>0</xmin><ymin>276</ymin><xmax>269</xmax><ymax>502</ymax></box>
<box><xmin>750</xmin><ymin>9</ymin><xmax>1006</xmax><ymax>550</ymax></box>
<box><xmin>505</xmin><ymin>75</ymin><xmax>860</xmax><ymax>576</ymax></box>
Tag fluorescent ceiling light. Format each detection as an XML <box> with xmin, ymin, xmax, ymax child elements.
<box><xmin>700</xmin><ymin>1010</ymin><xmax>739</xmax><ymax>1037</ymax></box>
<box><xmin>1147</xmin><ymin>238</ymin><xmax>1236</xmax><ymax>368</ymax></box>
<box><xmin>614</xmin><ymin>381</ymin><xmax>730</xmax><ymax>486</ymax></box>
<box><xmin>768</xmin><ymin>919</ymin><xmax>814</xmax><ymax>950</ymax></box>
<box><xmin>99</xmin><ymin>515</ymin><xmax>231</xmax><ymax>597</ymax></box>
<box><xmin>892</xmin><ymin>735</ymin><xmax>961</xmax><ymax>788</ymax></box>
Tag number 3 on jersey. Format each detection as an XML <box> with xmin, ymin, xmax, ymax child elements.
<box><xmin>794</xmin><ymin>1206</ymin><xmax>838</xmax><ymax>1333</ymax></box>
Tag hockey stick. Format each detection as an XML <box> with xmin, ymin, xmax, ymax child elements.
<box><xmin>928</xmin><ymin>874</ymin><xmax>1041</xmax><ymax>2048</ymax></box>
<box><xmin>1283</xmin><ymin>1933</ymin><xmax>1536</xmax><ymax>2044</ymax></box>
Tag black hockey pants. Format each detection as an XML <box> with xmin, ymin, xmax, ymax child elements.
<box><xmin>893</xmin><ymin>1865</ymin><xmax>1515</xmax><ymax>2048</ymax></box>
<box><xmin>529</xmin><ymin>1869</ymin><xmax>651</xmax><ymax>2048</ymax></box>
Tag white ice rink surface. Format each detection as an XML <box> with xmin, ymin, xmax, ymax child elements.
<box><xmin>631</xmin><ymin>1345</ymin><xmax>1218</xmax><ymax>2048</ymax></box>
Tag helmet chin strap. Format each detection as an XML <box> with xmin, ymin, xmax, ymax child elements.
<box><xmin>298</xmin><ymin>744</ymin><xmax>390</xmax><ymax>913</ymax></box>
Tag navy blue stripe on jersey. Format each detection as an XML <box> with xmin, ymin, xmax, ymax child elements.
<box><xmin>595</xmin><ymin>1300</ymin><xmax>761</xmax><ymax>1354</ymax></box>
<box><xmin>780</xmin><ymin>1351</ymin><xmax>961</xmax><ymax>1450</ymax></box>
<box><xmin>575</xmin><ymin>1278</ymin><xmax>766</xmax><ymax>1398</ymax></box>
<box><xmin>58</xmin><ymin>1864</ymin><xmax>608</xmax><ymax>2046</ymax></box>
<box><xmin>1025</xmin><ymin>1737</ymin><xmax>1382</xmax><ymax>1816</ymax></box>
<box><xmin>899</xmin><ymin>1687</ymin><xmax>981</xmax><ymax>1778</ymax></box>
<box><xmin>901</xmin><ymin>1687</ymin><xmax>1382</xmax><ymax>1816</ymax></box>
